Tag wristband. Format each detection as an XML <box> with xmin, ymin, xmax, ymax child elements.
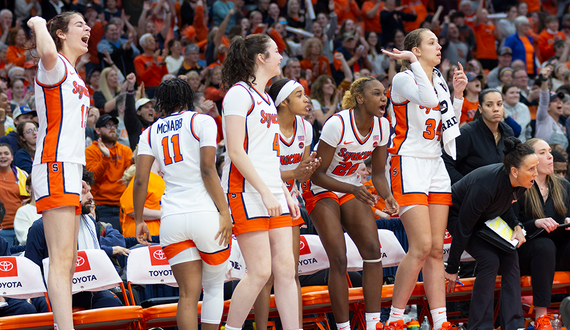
<box><xmin>127</xmin><ymin>90</ymin><xmax>135</xmax><ymax>95</ymax></box>
<box><xmin>0</xmin><ymin>119</ymin><xmax>5</xmax><ymax>123</ymax></box>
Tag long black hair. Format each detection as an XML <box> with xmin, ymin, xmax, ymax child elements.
<box><xmin>503</xmin><ymin>136</ymin><xmax>535</xmax><ymax>173</ymax></box>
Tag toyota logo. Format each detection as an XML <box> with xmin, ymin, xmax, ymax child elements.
<box><xmin>0</xmin><ymin>261</ymin><xmax>13</xmax><ymax>272</ymax></box>
<box><xmin>76</xmin><ymin>256</ymin><xmax>85</xmax><ymax>267</ymax></box>
<box><xmin>153</xmin><ymin>250</ymin><xmax>166</xmax><ymax>260</ymax></box>
<box><xmin>299</xmin><ymin>241</ymin><xmax>305</xmax><ymax>250</ymax></box>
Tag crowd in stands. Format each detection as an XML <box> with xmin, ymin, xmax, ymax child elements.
<box><xmin>0</xmin><ymin>0</ymin><xmax>570</xmax><ymax>323</ymax></box>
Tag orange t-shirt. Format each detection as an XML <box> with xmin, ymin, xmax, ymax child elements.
<box><xmin>538</xmin><ymin>30</ymin><xmax>565</xmax><ymax>62</ymax></box>
<box><xmin>134</xmin><ymin>55</ymin><xmax>169</xmax><ymax>88</ymax></box>
<box><xmin>120</xmin><ymin>172</ymin><xmax>164</xmax><ymax>237</ymax></box>
<box><xmin>460</xmin><ymin>98</ymin><xmax>479</xmax><ymax>124</ymax></box>
<box><xmin>334</xmin><ymin>0</ymin><xmax>362</xmax><ymax>24</ymax></box>
<box><xmin>6</xmin><ymin>45</ymin><xmax>26</xmax><ymax>67</ymax></box>
<box><xmin>402</xmin><ymin>0</ymin><xmax>427</xmax><ymax>33</ymax></box>
<box><xmin>300</xmin><ymin>57</ymin><xmax>332</xmax><ymax>83</ymax></box>
<box><xmin>361</xmin><ymin>1</ymin><xmax>383</xmax><ymax>33</ymax></box>
<box><xmin>522</xmin><ymin>0</ymin><xmax>540</xmax><ymax>13</ymax></box>
<box><xmin>0</xmin><ymin>170</ymin><xmax>24</xmax><ymax>229</ymax></box>
<box><xmin>474</xmin><ymin>23</ymin><xmax>497</xmax><ymax>60</ymax></box>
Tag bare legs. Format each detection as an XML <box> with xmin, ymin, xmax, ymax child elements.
<box><xmin>43</xmin><ymin>206</ymin><xmax>80</xmax><ymax>330</ymax></box>
<box><xmin>172</xmin><ymin>260</ymin><xmax>203</xmax><ymax>330</ymax></box>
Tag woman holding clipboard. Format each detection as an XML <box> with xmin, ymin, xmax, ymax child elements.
<box><xmin>445</xmin><ymin>136</ymin><xmax>533</xmax><ymax>330</ymax></box>
<box><xmin>513</xmin><ymin>138</ymin><xmax>570</xmax><ymax>322</ymax></box>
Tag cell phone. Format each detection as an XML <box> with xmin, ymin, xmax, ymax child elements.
<box><xmin>358</xmin><ymin>45</ymin><xmax>365</xmax><ymax>52</ymax></box>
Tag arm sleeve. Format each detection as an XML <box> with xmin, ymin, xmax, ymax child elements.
<box><xmin>536</xmin><ymin>89</ymin><xmax>550</xmax><ymax>122</ymax></box>
<box><xmin>14</xmin><ymin>150</ymin><xmax>32</xmax><ymax>175</ymax></box>
<box><xmin>124</xmin><ymin>93</ymin><xmax>143</xmax><ymax>149</ymax></box>
<box><xmin>326</xmin><ymin>15</ymin><xmax>337</xmax><ymax>41</ymax></box>
<box><xmin>379</xmin><ymin>117</ymin><xmax>390</xmax><ymax>146</ymax></box>
<box><xmin>446</xmin><ymin>185</ymin><xmax>492</xmax><ymax>274</ymax></box>
<box><xmin>390</xmin><ymin>62</ymin><xmax>439</xmax><ymax>107</ymax></box>
<box><xmin>100</xmin><ymin>223</ymin><xmax>126</xmax><ymax>252</ymax></box>
<box><xmin>453</xmin><ymin>97</ymin><xmax>463</xmax><ymax>120</ymax></box>
<box><xmin>85</xmin><ymin>145</ymin><xmax>111</xmax><ymax>180</ymax></box>
<box><xmin>93</xmin><ymin>91</ymin><xmax>108</xmax><ymax>110</ymax></box>
<box><xmin>442</xmin><ymin>130</ymin><xmax>471</xmax><ymax>185</ymax></box>
<box><xmin>319</xmin><ymin>115</ymin><xmax>343</xmax><ymax>147</ymax></box>
<box><xmin>504</xmin><ymin>116</ymin><xmax>521</xmax><ymax>137</ymax></box>
<box><xmin>500</xmin><ymin>204</ymin><xmax>520</xmax><ymax>229</ymax></box>
<box><xmin>222</xmin><ymin>85</ymin><xmax>254</xmax><ymax>118</ymax></box>
<box><xmin>197</xmin><ymin>115</ymin><xmax>218</xmax><ymax>148</ymax></box>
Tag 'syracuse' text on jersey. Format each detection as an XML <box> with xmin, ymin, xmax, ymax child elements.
<box><xmin>138</xmin><ymin>111</ymin><xmax>218</xmax><ymax>217</ymax></box>
<box><xmin>388</xmin><ymin>61</ymin><xmax>461</xmax><ymax>158</ymax></box>
<box><xmin>221</xmin><ymin>81</ymin><xmax>283</xmax><ymax>194</ymax></box>
<box><xmin>280</xmin><ymin>116</ymin><xmax>313</xmax><ymax>192</ymax></box>
<box><xmin>310</xmin><ymin>108</ymin><xmax>390</xmax><ymax>193</ymax></box>
<box><xmin>34</xmin><ymin>54</ymin><xmax>90</xmax><ymax>165</ymax></box>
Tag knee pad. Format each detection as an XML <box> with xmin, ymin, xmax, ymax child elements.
<box><xmin>201</xmin><ymin>261</ymin><xmax>228</xmax><ymax>324</ymax></box>
<box><xmin>362</xmin><ymin>257</ymin><xmax>382</xmax><ymax>263</ymax></box>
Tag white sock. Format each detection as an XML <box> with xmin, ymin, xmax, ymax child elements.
<box><xmin>365</xmin><ymin>312</ymin><xmax>381</xmax><ymax>330</ymax></box>
<box><xmin>431</xmin><ymin>307</ymin><xmax>447</xmax><ymax>329</ymax></box>
<box><xmin>225</xmin><ymin>325</ymin><xmax>242</xmax><ymax>330</ymax></box>
<box><xmin>336</xmin><ymin>321</ymin><xmax>351</xmax><ymax>330</ymax></box>
<box><xmin>387</xmin><ymin>306</ymin><xmax>405</xmax><ymax>324</ymax></box>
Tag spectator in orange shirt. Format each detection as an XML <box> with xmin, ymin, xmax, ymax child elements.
<box><xmin>538</xmin><ymin>16</ymin><xmax>566</xmax><ymax>63</ymax></box>
<box><xmin>6</xmin><ymin>27</ymin><xmax>27</xmax><ymax>67</ymax></box>
<box><xmin>361</xmin><ymin>0</ymin><xmax>382</xmax><ymax>34</ymax></box>
<box><xmin>473</xmin><ymin>0</ymin><xmax>501</xmax><ymax>70</ymax></box>
<box><xmin>334</xmin><ymin>0</ymin><xmax>361</xmax><ymax>25</ymax></box>
<box><xmin>204</xmin><ymin>65</ymin><xmax>225</xmax><ymax>109</ymax></box>
<box><xmin>300</xmin><ymin>38</ymin><xmax>332</xmax><ymax>84</ymax></box>
<box><xmin>85</xmin><ymin>114</ymin><xmax>133</xmax><ymax>233</ymax></box>
<box><xmin>134</xmin><ymin>33</ymin><xmax>169</xmax><ymax>99</ymax></box>
<box><xmin>460</xmin><ymin>72</ymin><xmax>482</xmax><ymax>126</ymax></box>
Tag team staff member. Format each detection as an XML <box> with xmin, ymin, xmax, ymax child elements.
<box><xmin>134</xmin><ymin>78</ymin><xmax>231</xmax><ymax>330</ymax></box>
<box><xmin>445</xmin><ymin>137</ymin><xmax>533</xmax><ymax>330</ymax></box>
<box><xmin>221</xmin><ymin>34</ymin><xmax>301</xmax><ymax>330</ymax></box>
<box><xmin>382</xmin><ymin>28</ymin><xmax>466</xmax><ymax>330</ymax></box>
<box><xmin>305</xmin><ymin>77</ymin><xmax>398</xmax><ymax>330</ymax></box>
<box><xmin>28</xmin><ymin>12</ymin><xmax>91</xmax><ymax>330</ymax></box>
<box><xmin>443</xmin><ymin>89</ymin><xmax>514</xmax><ymax>185</ymax></box>
<box><xmin>514</xmin><ymin>139</ymin><xmax>570</xmax><ymax>321</ymax></box>
<box><xmin>254</xmin><ymin>79</ymin><xmax>321</xmax><ymax>330</ymax></box>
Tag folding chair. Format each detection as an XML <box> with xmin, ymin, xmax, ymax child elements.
<box><xmin>0</xmin><ymin>256</ymin><xmax>54</xmax><ymax>330</ymax></box>
<box><xmin>43</xmin><ymin>249</ymin><xmax>143</xmax><ymax>329</ymax></box>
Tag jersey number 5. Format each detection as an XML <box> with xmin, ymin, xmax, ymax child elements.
<box><xmin>162</xmin><ymin>134</ymin><xmax>183</xmax><ymax>165</ymax></box>
<box><xmin>423</xmin><ymin>118</ymin><xmax>442</xmax><ymax>141</ymax></box>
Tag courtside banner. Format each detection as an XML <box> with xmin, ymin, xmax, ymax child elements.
<box><xmin>443</xmin><ymin>230</ymin><xmax>475</xmax><ymax>262</ymax></box>
<box><xmin>43</xmin><ymin>249</ymin><xmax>122</xmax><ymax>293</ymax></box>
<box><xmin>345</xmin><ymin>230</ymin><xmax>406</xmax><ymax>270</ymax></box>
<box><xmin>298</xmin><ymin>234</ymin><xmax>330</xmax><ymax>275</ymax></box>
<box><xmin>0</xmin><ymin>256</ymin><xmax>47</xmax><ymax>299</ymax></box>
<box><xmin>126</xmin><ymin>246</ymin><xmax>178</xmax><ymax>287</ymax></box>
<box><xmin>226</xmin><ymin>236</ymin><xmax>246</xmax><ymax>281</ymax></box>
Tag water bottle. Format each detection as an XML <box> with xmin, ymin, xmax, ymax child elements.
<box><xmin>552</xmin><ymin>314</ymin><xmax>562</xmax><ymax>330</ymax></box>
<box><xmin>456</xmin><ymin>323</ymin><xmax>467</xmax><ymax>330</ymax></box>
<box><xmin>420</xmin><ymin>316</ymin><xmax>430</xmax><ymax>330</ymax></box>
<box><xmin>407</xmin><ymin>319</ymin><xmax>420</xmax><ymax>330</ymax></box>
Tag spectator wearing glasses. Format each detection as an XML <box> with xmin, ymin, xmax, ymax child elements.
<box><xmin>13</xmin><ymin>120</ymin><xmax>37</xmax><ymax>174</ymax></box>
<box><xmin>85</xmin><ymin>114</ymin><xmax>133</xmax><ymax>233</ymax></box>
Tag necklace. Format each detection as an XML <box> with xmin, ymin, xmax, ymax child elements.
<box><xmin>493</xmin><ymin>131</ymin><xmax>499</xmax><ymax>139</ymax></box>
<box><xmin>539</xmin><ymin>185</ymin><xmax>549</xmax><ymax>199</ymax></box>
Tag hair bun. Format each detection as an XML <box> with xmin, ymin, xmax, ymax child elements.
<box><xmin>503</xmin><ymin>136</ymin><xmax>522</xmax><ymax>155</ymax></box>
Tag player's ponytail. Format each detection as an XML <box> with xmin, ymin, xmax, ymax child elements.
<box><xmin>222</xmin><ymin>34</ymin><xmax>272</xmax><ymax>90</ymax></box>
<box><xmin>400</xmin><ymin>28</ymin><xmax>430</xmax><ymax>72</ymax></box>
<box><xmin>342</xmin><ymin>77</ymin><xmax>375</xmax><ymax>109</ymax></box>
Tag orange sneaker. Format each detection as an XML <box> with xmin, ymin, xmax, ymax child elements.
<box><xmin>435</xmin><ymin>322</ymin><xmax>457</xmax><ymax>330</ymax></box>
<box><xmin>384</xmin><ymin>320</ymin><xmax>404</xmax><ymax>330</ymax></box>
<box><xmin>376</xmin><ymin>322</ymin><xmax>384</xmax><ymax>330</ymax></box>
<box><xmin>536</xmin><ymin>315</ymin><xmax>554</xmax><ymax>330</ymax></box>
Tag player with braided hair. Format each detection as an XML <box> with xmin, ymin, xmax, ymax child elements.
<box><xmin>134</xmin><ymin>78</ymin><xmax>232</xmax><ymax>330</ymax></box>
<box><xmin>304</xmin><ymin>77</ymin><xmax>398</xmax><ymax>330</ymax></box>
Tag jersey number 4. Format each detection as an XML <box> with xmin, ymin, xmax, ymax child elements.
<box><xmin>162</xmin><ymin>134</ymin><xmax>183</xmax><ymax>165</ymax></box>
<box><xmin>423</xmin><ymin>118</ymin><xmax>442</xmax><ymax>141</ymax></box>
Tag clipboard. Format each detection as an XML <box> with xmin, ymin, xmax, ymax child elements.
<box><xmin>526</xmin><ymin>222</ymin><xmax>570</xmax><ymax>240</ymax></box>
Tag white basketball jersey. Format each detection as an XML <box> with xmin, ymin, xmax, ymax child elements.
<box><xmin>138</xmin><ymin>111</ymin><xmax>218</xmax><ymax>217</ymax></box>
<box><xmin>34</xmin><ymin>55</ymin><xmax>90</xmax><ymax>165</ymax></box>
<box><xmin>280</xmin><ymin>116</ymin><xmax>313</xmax><ymax>192</ymax></box>
<box><xmin>221</xmin><ymin>82</ymin><xmax>283</xmax><ymax>194</ymax></box>
<box><xmin>310</xmin><ymin>109</ymin><xmax>390</xmax><ymax>193</ymax></box>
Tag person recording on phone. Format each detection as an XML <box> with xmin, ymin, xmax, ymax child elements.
<box><xmin>334</xmin><ymin>32</ymin><xmax>373</xmax><ymax>84</ymax></box>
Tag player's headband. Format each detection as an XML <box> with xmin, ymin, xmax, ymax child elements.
<box><xmin>275</xmin><ymin>80</ymin><xmax>303</xmax><ymax>107</ymax></box>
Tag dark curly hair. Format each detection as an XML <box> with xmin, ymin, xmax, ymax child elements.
<box><xmin>503</xmin><ymin>136</ymin><xmax>535</xmax><ymax>173</ymax></box>
<box><xmin>222</xmin><ymin>34</ymin><xmax>272</xmax><ymax>90</ymax></box>
<box><xmin>155</xmin><ymin>78</ymin><xmax>195</xmax><ymax>116</ymax></box>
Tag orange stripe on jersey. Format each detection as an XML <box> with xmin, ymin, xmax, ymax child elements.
<box><xmin>227</xmin><ymin>163</ymin><xmax>245</xmax><ymax>193</ymax></box>
<box><xmin>250</xmin><ymin>84</ymin><xmax>272</xmax><ymax>105</ymax></box>
<box><xmin>35</xmin><ymin>57</ymin><xmax>68</xmax><ymax>88</ymax></box>
<box><xmin>339</xmin><ymin>193</ymin><xmax>355</xmax><ymax>205</ymax></box>
<box><xmin>285</xmin><ymin>179</ymin><xmax>295</xmax><ymax>192</ymax></box>
<box><xmin>350</xmin><ymin>108</ymin><xmax>373</xmax><ymax>144</ymax></box>
<box><xmin>190</xmin><ymin>113</ymin><xmax>200</xmax><ymax>141</ymax></box>
<box><xmin>388</xmin><ymin>101</ymin><xmax>410</xmax><ymax>155</ymax></box>
<box><xmin>40</xmin><ymin>85</ymin><xmax>64</xmax><ymax>163</ymax></box>
<box><xmin>390</xmin><ymin>155</ymin><xmax>428</xmax><ymax>206</ymax></box>
<box><xmin>199</xmin><ymin>244</ymin><xmax>231</xmax><ymax>265</ymax></box>
<box><xmin>323</xmin><ymin>114</ymin><xmax>344</xmax><ymax>145</ymax></box>
<box><xmin>428</xmin><ymin>192</ymin><xmax>452</xmax><ymax>205</ymax></box>
<box><xmin>279</xmin><ymin>117</ymin><xmax>297</xmax><ymax>146</ymax></box>
<box><xmin>163</xmin><ymin>240</ymin><xmax>197</xmax><ymax>260</ymax></box>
